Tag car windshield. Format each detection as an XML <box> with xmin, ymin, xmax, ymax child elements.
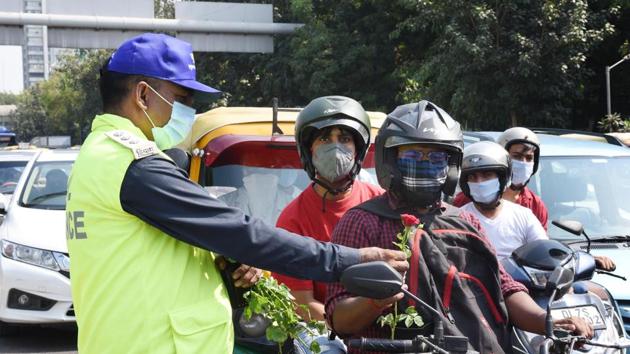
<box><xmin>20</xmin><ymin>161</ymin><xmax>73</xmax><ymax>210</ymax></box>
<box><xmin>207</xmin><ymin>165</ymin><xmax>378</xmax><ymax>225</ymax></box>
<box><xmin>0</xmin><ymin>161</ymin><xmax>27</xmax><ymax>195</ymax></box>
<box><xmin>528</xmin><ymin>156</ymin><xmax>630</xmax><ymax>240</ymax></box>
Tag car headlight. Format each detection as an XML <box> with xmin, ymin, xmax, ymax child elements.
<box><xmin>523</xmin><ymin>266</ymin><xmax>552</xmax><ymax>288</ymax></box>
<box><xmin>1</xmin><ymin>240</ymin><xmax>69</xmax><ymax>272</ymax></box>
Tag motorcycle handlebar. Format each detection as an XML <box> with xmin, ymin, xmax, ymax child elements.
<box><xmin>347</xmin><ymin>338</ymin><xmax>429</xmax><ymax>353</ymax></box>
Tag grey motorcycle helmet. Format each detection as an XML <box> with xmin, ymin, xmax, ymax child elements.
<box><xmin>460</xmin><ymin>141</ymin><xmax>512</xmax><ymax>206</ymax></box>
<box><xmin>375</xmin><ymin>100</ymin><xmax>463</xmax><ymax>207</ymax></box>
<box><xmin>295</xmin><ymin>96</ymin><xmax>371</xmax><ymax>182</ymax></box>
<box><xmin>497</xmin><ymin>127</ymin><xmax>540</xmax><ymax>176</ymax></box>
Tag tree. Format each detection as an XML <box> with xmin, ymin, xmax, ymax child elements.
<box><xmin>0</xmin><ymin>92</ymin><xmax>18</xmax><ymax>105</ymax></box>
<box><xmin>394</xmin><ymin>0</ymin><xmax>618</xmax><ymax>129</ymax></box>
<box><xmin>13</xmin><ymin>86</ymin><xmax>47</xmax><ymax>142</ymax></box>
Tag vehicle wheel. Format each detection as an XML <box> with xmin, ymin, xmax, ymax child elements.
<box><xmin>0</xmin><ymin>321</ymin><xmax>19</xmax><ymax>336</ymax></box>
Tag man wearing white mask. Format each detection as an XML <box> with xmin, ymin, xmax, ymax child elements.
<box><xmin>454</xmin><ymin>127</ymin><xmax>549</xmax><ymax>229</ymax></box>
<box><xmin>458</xmin><ymin>141</ymin><xmax>547</xmax><ymax>259</ymax></box>
<box><xmin>458</xmin><ymin>141</ymin><xmax>616</xmax><ymax>274</ymax></box>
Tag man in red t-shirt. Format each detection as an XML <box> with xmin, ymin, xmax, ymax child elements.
<box><xmin>273</xmin><ymin>96</ymin><xmax>383</xmax><ymax>322</ymax></box>
<box><xmin>453</xmin><ymin>127</ymin><xmax>548</xmax><ymax>230</ymax></box>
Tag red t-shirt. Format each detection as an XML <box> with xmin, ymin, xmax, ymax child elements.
<box><xmin>452</xmin><ymin>187</ymin><xmax>549</xmax><ymax>230</ymax></box>
<box><xmin>272</xmin><ymin>180</ymin><xmax>384</xmax><ymax>303</ymax></box>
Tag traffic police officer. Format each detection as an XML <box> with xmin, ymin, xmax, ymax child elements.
<box><xmin>66</xmin><ymin>33</ymin><xmax>407</xmax><ymax>353</ymax></box>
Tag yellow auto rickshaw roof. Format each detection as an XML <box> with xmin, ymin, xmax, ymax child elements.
<box><xmin>178</xmin><ymin>106</ymin><xmax>387</xmax><ymax>152</ymax></box>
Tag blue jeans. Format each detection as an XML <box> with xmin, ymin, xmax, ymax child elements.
<box><xmin>293</xmin><ymin>328</ymin><xmax>347</xmax><ymax>354</ymax></box>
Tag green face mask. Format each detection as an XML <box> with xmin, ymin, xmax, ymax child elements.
<box><xmin>142</xmin><ymin>84</ymin><xmax>196</xmax><ymax>150</ymax></box>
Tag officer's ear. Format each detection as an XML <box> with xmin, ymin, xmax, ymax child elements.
<box><xmin>134</xmin><ymin>81</ymin><xmax>150</xmax><ymax>111</ymax></box>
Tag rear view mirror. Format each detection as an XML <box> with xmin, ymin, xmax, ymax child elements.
<box><xmin>341</xmin><ymin>261</ymin><xmax>403</xmax><ymax>300</ymax></box>
<box><xmin>546</xmin><ymin>266</ymin><xmax>574</xmax><ymax>297</ymax></box>
<box><xmin>551</xmin><ymin>220</ymin><xmax>584</xmax><ymax>236</ymax></box>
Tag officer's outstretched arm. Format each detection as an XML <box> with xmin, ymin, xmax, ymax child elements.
<box><xmin>120</xmin><ymin>155</ymin><xmax>359</xmax><ymax>282</ymax></box>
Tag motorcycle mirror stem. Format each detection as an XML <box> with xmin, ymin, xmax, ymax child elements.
<box><xmin>341</xmin><ymin>262</ymin><xmax>447</xmax><ymax>347</ymax></box>
<box><xmin>399</xmin><ymin>287</ymin><xmax>445</xmax><ymax>348</ymax></box>
<box><xmin>544</xmin><ymin>267</ymin><xmax>574</xmax><ymax>337</ymax></box>
<box><xmin>552</xmin><ymin>220</ymin><xmax>591</xmax><ymax>253</ymax></box>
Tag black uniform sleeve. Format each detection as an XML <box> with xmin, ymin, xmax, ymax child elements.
<box><xmin>119</xmin><ymin>154</ymin><xmax>360</xmax><ymax>282</ymax></box>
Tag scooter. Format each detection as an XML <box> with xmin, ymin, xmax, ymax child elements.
<box><xmin>340</xmin><ymin>261</ymin><xmax>477</xmax><ymax>353</ymax></box>
<box><xmin>501</xmin><ymin>220</ymin><xmax>630</xmax><ymax>354</ymax></box>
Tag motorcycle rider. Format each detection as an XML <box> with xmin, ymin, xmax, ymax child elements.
<box><xmin>453</xmin><ymin>127</ymin><xmax>549</xmax><ymax>229</ymax></box>
<box><xmin>273</xmin><ymin>96</ymin><xmax>383</xmax><ymax>321</ymax></box>
<box><xmin>272</xmin><ymin>96</ymin><xmax>384</xmax><ymax>353</ymax></box>
<box><xmin>458</xmin><ymin>141</ymin><xmax>547</xmax><ymax>259</ymax></box>
<box><xmin>326</xmin><ymin>101</ymin><xmax>592</xmax><ymax>353</ymax></box>
<box><xmin>459</xmin><ymin>141</ymin><xmax>617</xmax><ymax>267</ymax></box>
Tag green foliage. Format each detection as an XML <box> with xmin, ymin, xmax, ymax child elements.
<box><xmin>13</xmin><ymin>86</ymin><xmax>47</xmax><ymax>142</ymax></box>
<box><xmin>244</xmin><ymin>275</ymin><xmax>324</xmax><ymax>353</ymax></box>
<box><xmin>42</xmin><ymin>50</ymin><xmax>112</xmax><ymax>143</ymax></box>
<box><xmin>0</xmin><ymin>92</ymin><xmax>18</xmax><ymax>105</ymax></box>
<box><xmin>11</xmin><ymin>49</ymin><xmax>111</xmax><ymax>143</ymax></box>
<box><xmin>377</xmin><ymin>304</ymin><xmax>423</xmax><ymax>340</ymax></box>
<box><xmin>598</xmin><ymin>112</ymin><xmax>629</xmax><ymax>132</ymax></box>
<box><xmin>396</xmin><ymin>0</ymin><xmax>618</xmax><ymax>129</ymax></box>
<box><xmin>7</xmin><ymin>0</ymin><xmax>630</xmax><ymax>141</ymax></box>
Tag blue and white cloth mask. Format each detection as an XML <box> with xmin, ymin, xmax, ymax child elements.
<box><xmin>142</xmin><ymin>84</ymin><xmax>196</xmax><ymax>150</ymax></box>
<box><xmin>396</xmin><ymin>158</ymin><xmax>448</xmax><ymax>193</ymax></box>
<box><xmin>511</xmin><ymin>160</ymin><xmax>534</xmax><ymax>186</ymax></box>
<box><xmin>468</xmin><ymin>178</ymin><xmax>501</xmax><ymax>204</ymax></box>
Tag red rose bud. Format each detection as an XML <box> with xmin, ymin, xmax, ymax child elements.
<box><xmin>401</xmin><ymin>214</ymin><xmax>419</xmax><ymax>227</ymax></box>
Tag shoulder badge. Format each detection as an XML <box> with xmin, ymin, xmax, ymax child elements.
<box><xmin>105</xmin><ymin>130</ymin><xmax>159</xmax><ymax>160</ymax></box>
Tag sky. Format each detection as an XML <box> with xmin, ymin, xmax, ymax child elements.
<box><xmin>0</xmin><ymin>46</ymin><xmax>23</xmax><ymax>94</ymax></box>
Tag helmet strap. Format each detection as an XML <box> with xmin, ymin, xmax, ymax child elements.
<box><xmin>312</xmin><ymin>176</ymin><xmax>354</xmax><ymax>212</ymax></box>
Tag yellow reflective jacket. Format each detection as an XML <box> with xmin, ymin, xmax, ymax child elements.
<box><xmin>66</xmin><ymin>114</ymin><xmax>232</xmax><ymax>354</ymax></box>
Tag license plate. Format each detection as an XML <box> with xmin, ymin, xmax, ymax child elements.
<box><xmin>551</xmin><ymin>305</ymin><xmax>606</xmax><ymax>330</ymax></box>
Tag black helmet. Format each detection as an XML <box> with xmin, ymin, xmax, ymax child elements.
<box><xmin>460</xmin><ymin>141</ymin><xmax>512</xmax><ymax>206</ymax></box>
<box><xmin>497</xmin><ymin>127</ymin><xmax>540</xmax><ymax>175</ymax></box>
<box><xmin>375</xmin><ymin>100</ymin><xmax>463</xmax><ymax>207</ymax></box>
<box><xmin>295</xmin><ymin>96</ymin><xmax>371</xmax><ymax>183</ymax></box>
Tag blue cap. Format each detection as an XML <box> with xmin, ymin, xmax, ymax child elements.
<box><xmin>107</xmin><ymin>33</ymin><xmax>220</xmax><ymax>94</ymax></box>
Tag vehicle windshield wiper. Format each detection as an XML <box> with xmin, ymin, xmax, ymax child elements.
<box><xmin>586</xmin><ymin>235</ymin><xmax>630</xmax><ymax>243</ymax></box>
<box><xmin>564</xmin><ymin>235</ymin><xmax>630</xmax><ymax>245</ymax></box>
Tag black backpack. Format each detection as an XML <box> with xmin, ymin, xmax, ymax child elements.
<box><xmin>355</xmin><ymin>196</ymin><xmax>511</xmax><ymax>354</ymax></box>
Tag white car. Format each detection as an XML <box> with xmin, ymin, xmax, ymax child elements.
<box><xmin>0</xmin><ymin>149</ymin><xmax>77</xmax><ymax>334</ymax></box>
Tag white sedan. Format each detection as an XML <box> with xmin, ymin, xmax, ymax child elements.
<box><xmin>0</xmin><ymin>149</ymin><xmax>77</xmax><ymax>335</ymax></box>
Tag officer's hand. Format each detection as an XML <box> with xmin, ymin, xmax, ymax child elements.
<box><xmin>358</xmin><ymin>247</ymin><xmax>409</xmax><ymax>273</ymax></box>
<box><xmin>594</xmin><ymin>255</ymin><xmax>616</xmax><ymax>271</ymax></box>
<box><xmin>554</xmin><ymin>317</ymin><xmax>593</xmax><ymax>339</ymax></box>
<box><xmin>232</xmin><ymin>264</ymin><xmax>263</xmax><ymax>288</ymax></box>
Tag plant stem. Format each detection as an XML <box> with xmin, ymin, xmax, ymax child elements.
<box><xmin>391</xmin><ymin>302</ymin><xmax>398</xmax><ymax>340</ymax></box>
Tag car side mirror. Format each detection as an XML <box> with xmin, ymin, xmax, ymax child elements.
<box><xmin>551</xmin><ymin>220</ymin><xmax>584</xmax><ymax>236</ymax></box>
<box><xmin>340</xmin><ymin>261</ymin><xmax>403</xmax><ymax>300</ymax></box>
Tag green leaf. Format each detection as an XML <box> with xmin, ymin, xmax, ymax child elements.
<box><xmin>405</xmin><ymin>306</ymin><xmax>417</xmax><ymax>315</ymax></box>
<box><xmin>244</xmin><ymin>307</ymin><xmax>252</xmax><ymax>320</ymax></box>
<box><xmin>414</xmin><ymin>316</ymin><xmax>424</xmax><ymax>327</ymax></box>
<box><xmin>310</xmin><ymin>340</ymin><xmax>321</xmax><ymax>354</ymax></box>
<box><xmin>405</xmin><ymin>316</ymin><xmax>414</xmax><ymax>328</ymax></box>
<box><xmin>266</xmin><ymin>326</ymin><xmax>288</xmax><ymax>343</ymax></box>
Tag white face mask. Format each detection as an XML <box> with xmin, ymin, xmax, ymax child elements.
<box><xmin>142</xmin><ymin>84</ymin><xmax>196</xmax><ymax>150</ymax></box>
<box><xmin>511</xmin><ymin>160</ymin><xmax>534</xmax><ymax>186</ymax></box>
<box><xmin>468</xmin><ymin>178</ymin><xmax>501</xmax><ymax>204</ymax></box>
